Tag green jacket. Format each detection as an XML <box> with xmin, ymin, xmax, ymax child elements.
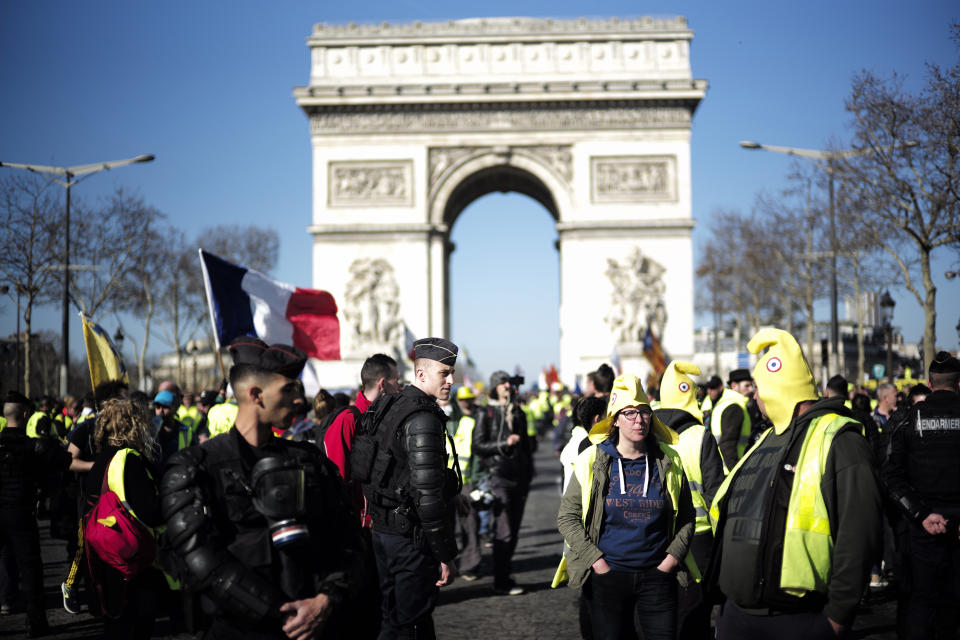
<box><xmin>555</xmin><ymin>435</ymin><xmax>695</xmax><ymax>590</ymax></box>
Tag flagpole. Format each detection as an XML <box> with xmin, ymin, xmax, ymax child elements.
<box><xmin>198</xmin><ymin>248</ymin><xmax>228</xmax><ymax>385</ymax></box>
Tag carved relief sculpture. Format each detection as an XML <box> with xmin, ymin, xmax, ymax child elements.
<box><xmin>427</xmin><ymin>144</ymin><xmax>572</xmax><ymax>196</ymax></box>
<box><xmin>329</xmin><ymin>160</ymin><xmax>414</xmax><ymax>207</ymax></box>
<box><xmin>591</xmin><ymin>155</ymin><xmax>677</xmax><ymax>203</ymax></box>
<box><xmin>343</xmin><ymin>258</ymin><xmax>404</xmax><ymax>351</ymax></box>
<box><xmin>604</xmin><ymin>248</ymin><xmax>668</xmax><ymax>344</ymax></box>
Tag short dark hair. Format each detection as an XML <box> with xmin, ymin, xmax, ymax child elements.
<box><xmin>229</xmin><ymin>363</ymin><xmax>273</xmax><ymax>389</ymax></box>
<box><xmin>574</xmin><ymin>396</ymin><xmax>607</xmax><ymax>428</ymax></box>
<box><xmin>361</xmin><ymin>353</ymin><xmax>397</xmax><ymax>391</ymax></box>
<box><xmin>929</xmin><ymin>371</ymin><xmax>960</xmax><ymax>391</ymax></box>
<box><xmin>826</xmin><ymin>375</ymin><xmax>848</xmax><ymax>397</ymax></box>
<box><xmin>94</xmin><ymin>380</ymin><xmax>128</xmax><ymax>406</ymax></box>
<box><xmin>908</xmin><ymin>383</ymin><xmax>932</xmax><ymax>401</ymax></box>
<box><xmin>850</xmin><ymin>393</ymin><xmax>872</xmax><ymax>413</ymax></box>
<box><xmin>590</xmin><ymin>364</ymin><xmax>615</xmax><ymax>394</ymax></box>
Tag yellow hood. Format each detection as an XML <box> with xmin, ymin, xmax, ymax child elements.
<box><xmin>659</xmin><ymin>360</ymin><xmax>703</xmax><ymax>423</ymax></box>
<box><xmin>747</xmin><ymin>328</ymin><xmax>819</xmax><ymax>434</ymax></box>
<box><xmin>588</xmin><ymin>373</ymin><xmax>678</xmax><ymax>445</ymax></box>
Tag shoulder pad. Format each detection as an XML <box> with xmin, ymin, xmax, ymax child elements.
<box><xmin>167</xmin><ymin>445</ymin><xmax>206</xmax><ymax>470</ymax></box>
<box><xmin>405</xmin><ymin>410</ymin><xmax>443</xmax><ymax>435</ymax></box>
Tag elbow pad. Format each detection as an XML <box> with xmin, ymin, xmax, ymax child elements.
<box><xmin>185</xmin><ymin>549</ymin><xmax>284</xmax><ymax>621</ymax></box>
<box><xmin>160</xmin><ymin>448</ymin><xmax>209</xmax><ymax>554</ymax></box>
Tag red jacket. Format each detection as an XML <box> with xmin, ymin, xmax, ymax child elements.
<box><xmin>324</xmin><ymin>391</ymin><xmax>372</xmax><ymax>527</ymax></box>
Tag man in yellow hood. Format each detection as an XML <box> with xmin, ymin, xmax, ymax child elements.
<box><xmin>655</xmin><ymin>361</ymin><xmax>725</xmax><ymax>640</ymax></box>
<box><xmin>707</xmin><ymin>328</ymin><xmax>882</xmax><ymax>639</ymax></box>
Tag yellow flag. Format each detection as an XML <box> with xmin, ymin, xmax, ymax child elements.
<box><xmin>80</xmin><ymin>314</ymin><xmax>129</xmax><ymax>390</ymax></box>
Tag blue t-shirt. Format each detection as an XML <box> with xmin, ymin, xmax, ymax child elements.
<box><xmin>596</xmin><ymin>439</ymin><xmax>669</xmax><ymax>571</ymax></box>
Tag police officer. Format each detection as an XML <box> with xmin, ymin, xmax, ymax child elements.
<box><xmin>0</xmin><ymin>391</ymin><xmax>74</xmax><ymax>637</ymax></box>
<box><xmin>160</xmin><ymin>337</ymin><xmax>364</xmax><ymax>640</ymax></box>
<box><xmin>882</xmin><ymin>351</ymin><xmax>960</xmax><ymax>639</ymax></box>
<box><xmin>708</xmin><ymin>329</ymin><xmax>882</xmax><ymax>639</ymax></box>
<box><xmin>356</xmin><ymin>337</ymin><xmax>460</xmax><ymax>640</ymax></box>
<box><xmin>655</xmin><ymin>361</ymin><xmax>725</xmax><ymax>640</ymax></box>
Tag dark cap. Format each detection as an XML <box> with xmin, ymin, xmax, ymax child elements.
<box><xmin>705</xmin><ymin>375</ymin><xmax>723</xmax><ymax>390</ymax></box>
<box><xmin>3</xmin><ymin>390</ymin><xmax>31</xmax><ymax>406</ymax></box>
<box><xmin>826</xmin><ymin>374</ymin><xmax>848</xmax><ymax>396</ymax></box>
<box><xmin>412</xmin><ymin>338</ymin><xmax>458</xmax><ymax>365</ymax></box>
<box><xmin>929</xmin><ymin>351</ymin><xmax>960</xmax><ymax>375</ymax></box>
<box><xmin>728</xmin><ymin>368</ymin><xmax>752</xmax><ymax>384</ymax></box>
<box><xmin>490</xmin><ymin>370</ymin><xmax>510</xmax><ymax>388</ymax></box>
<box><xmin>198</xmin><ymin>390</ymin><xmax>219</xmax><ymax>406</ymax></box>
<box><xmin>228</xmin><ymin>336</ymin><xmax>307</xmax><ymax>379</ymax></box>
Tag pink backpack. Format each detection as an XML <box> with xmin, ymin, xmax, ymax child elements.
<box><xmin>84</xmin><ymin>449</ymin><xmax>156</xmax><ymax>614</ymax></box>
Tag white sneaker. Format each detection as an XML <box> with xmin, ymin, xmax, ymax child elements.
<box><xmin>62</xmin><ymin>582</ymin><xmax>81</xmax><ymax>614</ymax></box>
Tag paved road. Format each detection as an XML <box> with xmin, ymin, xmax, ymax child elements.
<box><xmin>3</xmin><ymin>444</ymin><xmax>900</xmax><ymax>638</ymax></box>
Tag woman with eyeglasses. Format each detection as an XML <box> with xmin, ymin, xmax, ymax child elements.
<box><xmin>555</xmin><ymin>374</ymin><xmax>697</xmax><ymax>640</ymax></box>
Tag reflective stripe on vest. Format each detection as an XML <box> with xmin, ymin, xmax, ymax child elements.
<box><xmin>106</xmin><ymin>448</ymin><xmax>154</xmax><ymax>524</ymax></box>
<box><xmin>670</xmin><ymin>425</ymin><xmax>711</xmax><ymax>534</ymax></box>
<box><xmin>710</xmin><ymin>389</ymin><xmax>751</xmax><ymax>461</ymax></box>
<box><xmin>552</xmin><ymin>442</ymin><xmax>701</xmax><ymax>587</ymax></box>
<box><xmin>450</xmin><ymin>415</ymin><xmax>476</xmax><ymax>478</ymax></box>
<box><xmin>709</xmin><ymin>413</ymin><xmax>861</xmax><ymax>597</ymax></box>
<box><xmin>206</xmin><ymin>402</ymin><xmax>238</xmax><ymax>438</ymax></box>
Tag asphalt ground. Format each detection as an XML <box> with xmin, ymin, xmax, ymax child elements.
<box><xmin>2</xmin><ymin>443</ymin><xmax>900</xmax><ymax>639</ymax></box>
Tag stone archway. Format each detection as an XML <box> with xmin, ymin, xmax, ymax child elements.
<box><xmin>295</xmin><ymin>17</ymin><xmax>707</xmax><ymax>387</ymax></box>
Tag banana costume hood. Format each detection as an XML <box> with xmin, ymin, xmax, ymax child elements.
<box><xmin>587</xmin><ymin>373</ymin><xmax>678</xmax><ymax>445</ymax></box>
<box><xmin>747</xmin><ymin>328</ymin><xmax>819</xmax><ymax>434</ymax></box>
<box><xmin>659</xmin><ymin>360</ymin><xmax>703</xmax><ymax>423</ymax></box>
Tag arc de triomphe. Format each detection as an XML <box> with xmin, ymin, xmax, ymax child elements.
<box><xmin>294</xmin><ymin>17</ymin><xmax>707</xmax><ymax>387</ymax></box>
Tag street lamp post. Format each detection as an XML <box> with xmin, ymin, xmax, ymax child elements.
<box><xmin>879</xmin><ymin>291</ymin><xmax>896</xmax><ymax>381</ymax></box>
<box><xmin>739</xmin><ymin>140</ymin><xmax>914</xmax><ymax>378</ymax></box>
<box><xmin>0</xmin><ymin>154</ymin><xmax>154</xmax><ymax>397</ymax></box>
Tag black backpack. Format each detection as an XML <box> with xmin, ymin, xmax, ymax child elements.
<box><xmin>350</xmin><ymin>392</ymin><xmax>461</xmax><ymax>493</ymax></box>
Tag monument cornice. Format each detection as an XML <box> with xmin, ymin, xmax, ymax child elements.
<box><xmin>308</xmin><ymin>223</ymin><xmax>449</xmax><ymax>236</ymax></box>
<box><xmin>308</xmin><ymin>17</ymin><xmax>692</xmax><ymax>44</ymax></box>
<box><xmin>304</xmin><ymin>99</ymin><xmax>698</xmax><ymax>135</ymax></box>
<box><xmin>557</xmin><ymin>219</ymin><xmax>696</xmax><ymax>234</ymax></box>
<box><xmin>294</xmin><ymin>79</ymin><xmax>707</xmax><ymax>106</ymax></box>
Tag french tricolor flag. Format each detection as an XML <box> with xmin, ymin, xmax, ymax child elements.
<box><xmin>199</xmin><ymin>249</ymin><xmax>340</xmax><ymax>361</ymax></box>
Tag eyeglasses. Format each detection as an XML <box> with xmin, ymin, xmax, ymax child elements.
<box><xmin>619</xmin><ymin>408</ymin><xmax>652</xmax><ymax>422</ymax></box>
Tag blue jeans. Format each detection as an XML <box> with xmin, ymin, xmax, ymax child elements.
<box><xmin>589</xmin><ymin>567</ymin><xmax>676</xmax><ymax>640</ymax></box>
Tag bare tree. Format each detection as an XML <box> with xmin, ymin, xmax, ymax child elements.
<box><xmin>695</xmin><ymin>239</ymin><xmax>730</xmax><ymax>377</ymax></box>
<box><xmin>198</xmin><ymin>225</ymin><xmax>279</xmax><ymax>274</ymax></box>
<box><xmin>834</xmin><ymin>189</ymin><xmax>896</xmax><ymax>381</ymax></box>
<box><xmin>68</xmin><ymin>188</ymin><xmax>164</xmax><ymax>319</ymax></box>
<box><xmin>114</xmin><ymin>218</ymin><xmax>169</xmax><ymax>388</ymax></box>
<box><xmin>840</xmin><ymin>27</ymin><xmax>960</xmax><ymax>362</ymax></box>
<box><xmin>152</xmin><ymin>234</ymin><xmax>205</xmax><ymax>385</ymax></box>
<box><xmin>755</xmin><ymin>169</ymin><xmax>831</xmax><ymax>358</ymax></box>
<box><xmin>0</xmin><ymin>174</ymin><xmax>63</xmax><ymax>395</ymax></box>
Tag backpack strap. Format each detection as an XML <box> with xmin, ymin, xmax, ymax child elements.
<box><xmin>105</xmin><ymin>449</ymin><xmax>151</xmax><ymax>523</ymax></box>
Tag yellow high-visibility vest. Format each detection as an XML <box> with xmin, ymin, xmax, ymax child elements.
<box><xmin>709</xmin><ymin>413</ymin><xmax>860</xmax><ymax>597</ymax></box>
<box><xmin>552</xmin><ymin>442</ymin><xmax>701</xmax><ymax>588</ymax></box>
<box><xmin>669</xmin><ymin>424</ymin><xmax>711</xmax><ymax>535</ymax></box>
<box><xmin>709</xmin><ymin>388</ymin><xmax>751</xmax><ymax>465</ymax></box>
<box><xmin>206</xmin><ymin>402</ymin><xmax>238</xmax><ymax>438</ymax></box>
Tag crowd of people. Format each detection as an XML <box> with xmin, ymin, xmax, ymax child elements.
<box><xmin>0</xmin><ymin>327</ymin><xmax>958</xmax><ymax>639</ymax></box>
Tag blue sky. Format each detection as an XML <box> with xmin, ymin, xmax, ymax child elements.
<box><xmin>1</xmin><ymin>1</ymin><xmax>957</xmax><ymax>383</ymax></box>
